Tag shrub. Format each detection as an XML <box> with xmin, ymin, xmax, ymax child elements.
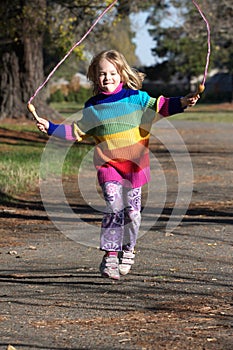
<box><xmin>49</xmin><ymin>89</ymin><xmax>65</xmax><ymax>102</ymax></box>
<box><xmin>75</xmin><ymin>86</ymin><xmax>92</xmax><ymax>104</ymax></box>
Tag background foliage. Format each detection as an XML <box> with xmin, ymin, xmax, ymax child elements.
<box><xmin>0</xmin><ymin>0</ymin><xmax>232</xmax><ymax>120</ymax></box>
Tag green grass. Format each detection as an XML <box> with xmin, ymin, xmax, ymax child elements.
<box><xmin>0</xmin><ymin>135</ymin><xmax>91</xmax><ymax>200</ymax></box>
<box><xmin>39</xmin><ymin>142</ymin><xmax>92</xmax><ymax>180</ymax></box>
<box><xmin>0</xmin><ymin>144</ymin><xmax>43</xmax><ymax>197</ymax></box>
<box><xmin>0</xmin><ymin>123</ymin><xmax>40</xmax><ymax>133</ymax></box>
<box><xmin>49</xmin><ymin>101</ymin><xmax>83</xmax><ymax>118</ymax></box>
<box><xmin>173</xmin><ymin>110</ymin><xmax>233</xmax><ymax>123</ymax></box>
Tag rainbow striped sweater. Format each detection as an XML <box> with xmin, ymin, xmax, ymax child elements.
<box><xmin>48</xmin><ymin>88</ymin><xmax>184</xmax><ymax>188</ymax></box>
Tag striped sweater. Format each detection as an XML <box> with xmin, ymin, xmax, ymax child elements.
<box><xmin>48</xmin><ymin>88</ymin><xmax>184</xmax><ymax>188</ymax></box>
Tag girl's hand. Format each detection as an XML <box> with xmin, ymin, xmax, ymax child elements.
<box><xmin>36</xmin><ymin>117</ymin><xmax>49</xmax><ymax>134</ymax></box>
<box><xmin>181</xmin><ymin>93</ymin><xmax>200</xmax><ymax>108</ymax></box>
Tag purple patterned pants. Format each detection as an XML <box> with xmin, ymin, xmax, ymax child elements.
<box><xmin>100</xmin><ymin>181</ymin><xmax>142</xmax><ymax>252</ymax></box>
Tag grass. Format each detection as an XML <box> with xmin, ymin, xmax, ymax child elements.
<box><xmin>173</xmin><ymin>109</ymin><xmax>233</xmax><ymax>123</ymax></box>
<box><xmin>49</xmin><ymin>101</ymin><xmax>83</xmax><ymax>118</ymax></box>
<box><xmin>0</xmin><ymin>132</ymin><xmax>91</xmax><ymax>201</ymax></box>
<box><xmin>0</xmin><ymin>145</ymin><xmax>43</xmax><ymax>196</ymax></box>
<box><xmin>39</xmin><ymin>141</ymin><xmax>92</xmax><ymax>180</ymax></box>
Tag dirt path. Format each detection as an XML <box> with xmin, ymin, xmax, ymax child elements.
<box><xmin>0</xmin><ymin>120</ymin><xmax>233</xmax><ymax>350</ymax></box>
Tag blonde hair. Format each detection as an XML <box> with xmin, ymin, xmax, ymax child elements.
<box><xmin>87</xmin><ymin>50</ymin><xmax>145</xmax><ymax>95</ymax></box>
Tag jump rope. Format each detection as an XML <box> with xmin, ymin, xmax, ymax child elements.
<box><xmin>27</xmin><ymin>0</ymin><xmax>211</xmax><ymax>121</ymax></box>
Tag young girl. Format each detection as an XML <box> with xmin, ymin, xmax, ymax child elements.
<box><xmin>37</xmin><ymin>50</ymin><xmax>199</xmax><ymax>280</ymax></box>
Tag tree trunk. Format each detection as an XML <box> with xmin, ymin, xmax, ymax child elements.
<box><xmin>0</xmin><ymin>0</ymin><xmax>59</xmax><ymax>120</ymax></box>
<box><xmin>0</xmin><ymin>40</ymin><xmax>45</xmax><ymax>120</ymax></box>
<box><xmin>231</xmin><ymin>73</ymin><xmax>233</xmax><ymax>103</ymax></box>
<box><xmin>0</xmin><ymin>50</ymin><xmax>23</xmax><ymax>119</ymax></box>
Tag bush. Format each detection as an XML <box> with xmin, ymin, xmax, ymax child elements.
<box><xmin>49</xmin><ymin>87</ymin><xmax>92</xmax><ymax>104</ymax></box>
<box><xmin>49</xmin><ymin>89</ymin><xmax>65</xmax><ymax>103</ymax></box>
<box><xmin>75</xmin><ymin>86</ymin><xmax>92</xmax><ymax>104</ymax></box>
<box><xmin>202</xmin><ymin>91</ymin><xmax>232</xmax><ymax>103</ymax></box>
<box><xmin>66</xmin><ymin>91</ymin><xmax>76</xmax><ymax>102</ymax></box>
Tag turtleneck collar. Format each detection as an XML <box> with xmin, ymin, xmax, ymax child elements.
<box><xmin>100</xmin><ymin>82</ymin><xmax>124</xmax><ymax>96</ymax></box>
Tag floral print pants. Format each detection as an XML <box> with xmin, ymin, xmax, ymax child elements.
<box><xmin>100</xmin><ymin>181</ymin><xmax>142</xmax><ymax>252</ymax></box>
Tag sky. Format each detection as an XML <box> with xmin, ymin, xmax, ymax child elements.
<box><xmin>130</xmin><ymin>12</ymin><xmax>155</xmax><ymax>67</ymax></box>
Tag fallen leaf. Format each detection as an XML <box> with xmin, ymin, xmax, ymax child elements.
<box><xmin>8</xmin><ymin>251</ymin><xmax>18</xmax><ymax>255</ymax></box>
<box><xmin>7</xmin><ymin>345</ymin><xmax>17</xmax><ymax>350</ymax></box>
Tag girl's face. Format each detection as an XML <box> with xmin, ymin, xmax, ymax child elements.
<box><xmin>97</xmin><ymin>58</ymin><xmax>121</xmax><ymax>93</ymax></box>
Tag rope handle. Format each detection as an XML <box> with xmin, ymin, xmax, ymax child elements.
<box><xmin>27</xmin><ymin>103</ymin><xmax>40</xmax><ymax>122</ymax></box>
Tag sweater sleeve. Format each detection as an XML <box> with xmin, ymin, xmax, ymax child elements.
<box><xmin>47</xmin><ymin>121</ymin><xmax>86</xmax><ymax>142</ymax></box>
<box><xmin>156</xmin><ymin>96</ymin><xmax>184</xmax><ymax>117</ymax></box>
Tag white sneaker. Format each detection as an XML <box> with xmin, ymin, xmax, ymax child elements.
<box><xmin>118</xmin><ymin>250</ymin><xmax>135</xmax><ymax>275</ymax></box>
<box><xmin>99</xmin><ymin>253</ymin><xmax>120</xmax><ymax>280</ymax></box>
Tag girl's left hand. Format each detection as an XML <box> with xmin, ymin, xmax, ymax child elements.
<box><xmin>181</xmin><ymin>93</ymin><xmax>200</xmax><ymax>108</ymax></box>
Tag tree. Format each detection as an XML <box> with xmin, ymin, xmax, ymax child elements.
<box><xmin>0</xmin><ymin>0</ymin><xmax>134</xmax><ymax>119</ymax></box>
<box><xmin>146</xmin><ymin>0</ymin><xmax>233</xmax><ymax>90</ymax></box>
<box><xmin>1</xmin><ymin>0</ymin><xmax>119</xmax><ymax>119</ymax></box>
<box><xmin>0</xmin><ymin>0</ymin><xmax>47</xmax><ymax>119</ymax></box>
<box><xmin>84</xmin><ymin>16</ymin><xmax>139</xmax><ymax>66</ymax></box>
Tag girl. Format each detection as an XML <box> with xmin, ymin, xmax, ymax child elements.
<box><xmin>37</xmin><ymin>50</ymin><xmax>199</xmax><ymax>280</ymax></box>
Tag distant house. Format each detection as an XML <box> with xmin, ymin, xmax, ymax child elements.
<box><xmin>49</xmin><ymin>73</ymin><xmax>91</xmax><ymax>97</ymax></box>
<box><xmin>142</xmin><ymin>65</ymin><xmax>232</xmax><ymax>102</ymax></box>
<box><xmin>142</xmin><ymin>74</ymin><xmax>189</xmax><ymax>97</ymax></box>
<box><xmin>74</xmin><ymin>73</ymin><xmax>91</xmax><ymax>89</ymax></box>
<box><xmin>205</xmin><ymin>73</ymin><xmax>232</xmax><ymax>97</ymax></box>
<box><xmin>49</xmin><ymin>78</ymin><xmax>70</xmax><ymax>96</ymax></box>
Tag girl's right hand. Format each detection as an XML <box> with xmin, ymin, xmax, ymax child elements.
<box><xmin>36</xmin><ymin>117</ymin><xmax>49</xmax><ymax>134</ymax></box>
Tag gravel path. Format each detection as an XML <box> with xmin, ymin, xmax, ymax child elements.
<box><xmin>0</xmin><ymin>121</ymin><xmax>233</xmax><ymax>350</ymax></box>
